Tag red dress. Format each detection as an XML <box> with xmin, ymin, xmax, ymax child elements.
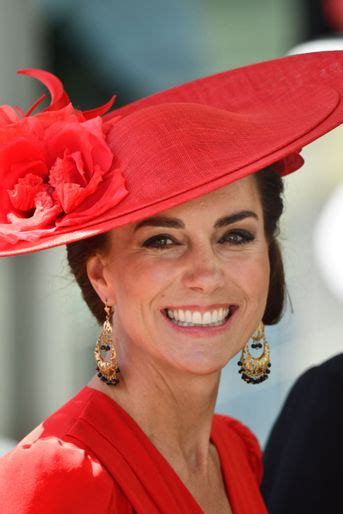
<box><xmin>0</xmin><ymin>386</ymin><xmax>267</xmax><ymax>513</ymax></box>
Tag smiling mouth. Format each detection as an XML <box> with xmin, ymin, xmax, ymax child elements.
<box><xmin>163</xmin><ymin>306</ymin><xmax>234</xmax><ymax>328</ymax></box>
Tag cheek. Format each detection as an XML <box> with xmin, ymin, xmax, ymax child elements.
<box><xmin>110</xmin><ymin>256</ymin><xmax>178</xmax><ymax>346</ymax></box>
<box><xmin>109</xmin><ymin>255</ymin><xmax>176</xmax><ymax>307</ymax></box>
<box><xmin>250</xmin><ymin>252</ymin><xmax>270</xmax><ymax>292</ymax></box>
<box><xmin>228</xmin><ymin>250</ymin><xmax>270</xmax><ymax>304</ymax></box>
<box><xmin>249</xmin><ymin>255</ymin><xmax>270</xmax><ymax>314</ymax></box>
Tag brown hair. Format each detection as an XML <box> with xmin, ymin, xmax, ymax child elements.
<box><xmin>254</xmin><ymin>166</ymin><xmax>285</xmax><ymax>324</ymax></box>
<box><xmin>67</xmin><ymin>166</ymin><xmax>285</xmax><ymax>325</ymax></box>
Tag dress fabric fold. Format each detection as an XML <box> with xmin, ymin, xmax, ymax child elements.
<box><xmin>0</xmin><ymin>386</ymin><xmax>267</xmax><ymax>513</ymax></box>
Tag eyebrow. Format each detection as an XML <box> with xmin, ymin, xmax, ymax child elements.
<box><xmin>134</xmin><ymin>210</ymin><xmax>258</xmax><ymax>232</ymax></box>
<box><xmin>214</xmin><ymin>210</ymin><xmax>258</xmax><ymax>227</ymax></box>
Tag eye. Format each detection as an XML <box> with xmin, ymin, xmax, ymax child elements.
<box><xmin>219</xmin><ymin>229</ymin><xmax>255</xmax><ymax>245</ymax></box>
<box><xmin>142</xmin><ymin>234</ymin><xmax>179</xmax><ymax>249</ymax></box>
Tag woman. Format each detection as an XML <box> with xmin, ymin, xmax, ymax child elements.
<box><xmin>0</xmin><ymin>52</ymin><xmax>342</xmax><ymax>513</ymax></box>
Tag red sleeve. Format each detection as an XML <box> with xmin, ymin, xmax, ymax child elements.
<box><xmin>0</xmin><ymin>436</ymin><xmax>128</xmax><ymax>513</ymax></box>
<box><xmin>224</xmin><ymin>417</ymin><xmax>264</xmax><ymax>483</ymax></box>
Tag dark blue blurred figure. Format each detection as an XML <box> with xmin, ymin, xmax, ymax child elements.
<box><xmin>261</xmin><ymin>353</ymin><xmax>343</xmax><ymax>513</ymax></box>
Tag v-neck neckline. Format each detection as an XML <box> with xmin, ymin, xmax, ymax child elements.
<box><xmin>68</xmin><ymin>386</ymin><xmax>266</xmax><ymax>513</ymax></box>
<box><xmin>79</xmin><ymin>386</ymin><xmax>236</xmax><ymax>513</ymax></box>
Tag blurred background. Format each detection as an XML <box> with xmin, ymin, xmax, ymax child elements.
<box><xmin>0</xmin><ymin>0</ymin><xmax>342</xmax><ymax>453</ymax></box>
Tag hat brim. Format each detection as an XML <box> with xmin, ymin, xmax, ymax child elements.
<box><xmin>1</xmin><ymin>51</ymin><xmax>343</xmax><ymax>257</ymax></box>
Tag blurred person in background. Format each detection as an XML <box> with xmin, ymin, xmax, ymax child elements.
<box><xmin>261</xmin><ymin>182</ymin><xmax>343</xmax><ymax>514</ymax></box>
<box><xmin>0</xmin><ymin>51</ymin><xmax>342</xmax><ymax>514</ymax></box>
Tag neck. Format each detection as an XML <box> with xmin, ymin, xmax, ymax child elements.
<box><xmin>88</xmin><ymin>352</ymin><xmax>221</xmax><ymax>473</ymax></box>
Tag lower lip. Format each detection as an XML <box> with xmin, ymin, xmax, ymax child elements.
<box><xmin>161</xmin><ymin>308</ymin><xmax>237</xmax><ymax>338</ymax></box>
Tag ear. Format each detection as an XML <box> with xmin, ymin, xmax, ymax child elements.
<box><xmin>86</xmin><ymin>253</ymin><xmax>116</xmax><ymax>306</ymax></box>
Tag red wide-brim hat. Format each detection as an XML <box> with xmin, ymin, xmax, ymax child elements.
<box><xmin>0</xmin><ymin>51</ymin><xmax>342</xmax><ymax>257</ymax></box>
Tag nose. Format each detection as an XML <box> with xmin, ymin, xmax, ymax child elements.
<box><xmin>182</xmin><ymin>243</ymin><xmax>224</xmax><ymax>293</ymax></box>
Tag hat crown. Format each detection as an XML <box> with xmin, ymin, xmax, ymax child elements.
<box><xmin>106</xmin><ymin>86</ymin><xmax>339</xmax><ymax>209</ymax></box>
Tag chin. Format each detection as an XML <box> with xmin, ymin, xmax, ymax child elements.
<box><xmin>167</xmin><ymin>351</ymin><xmax>232</xmax><ymax>377</ymax></box>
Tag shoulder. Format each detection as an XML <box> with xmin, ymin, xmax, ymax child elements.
<box><xmin>297</xmin><ymin>353</ymin><xmax>343</xmax><ymax>386</ymax></box>
<box><xmin>266</xmin><ymin>354</ymin><xmax>343</xmax><ymax>438</ymax></box>
<box><xmin>214</xmin><ymin>414</ymin><xmax>263</xmax><ymax>483</ymax></box>
<box><xmin>0</xmin><ymin>435</ymin><xmax>117</xmax><ymax>513</ymax></box>
<box><xmin>0</xmin><ymin>387</ymin><xmax>130</xmax><ymax>513</ymax></box>
<box><xmin>282</xmin><ymin>353</ymin><xmax>343</xmax><ymax>412</ymax></box>
<box><xmin>262</xmin><ymin>355</ymin><xmax>343</xmax><ymax>507</ymax></box>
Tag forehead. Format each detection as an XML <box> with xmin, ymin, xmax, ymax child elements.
<box><xmin>161</xmin><ymin>175</ymin><xmax>260</xmax><ymax>218</ymax></box>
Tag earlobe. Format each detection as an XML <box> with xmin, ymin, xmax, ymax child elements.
<box><xmin>86</xmin><ymin>254</ymin><xmax>115</xmax><ymax>305</ymax></box>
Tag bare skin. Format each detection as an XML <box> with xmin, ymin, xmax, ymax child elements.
<box><xmin>87</xmin><ymin>175</ymin><xmax>270</xmax><ymax>513</ymax></box>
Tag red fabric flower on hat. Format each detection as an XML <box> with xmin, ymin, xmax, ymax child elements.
<box><xmin>0</xmin><ymin>69</ymin><xmax>128</xmax><ymax>244</ymax></box>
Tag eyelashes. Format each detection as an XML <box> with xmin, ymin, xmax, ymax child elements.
<box><xmin>219</xmin><ymin>230</ymin><xmax>255</xmax><ymax>245</ymax></box>
<box><xmin>142</xmin><ymin>230</ymin><xmax>255</xmax><ymax>250</ymax></box>
<box><xmin>142</xmin><ymin>234</ymin><xmax>179</xmax><ymax>249</ymax></box>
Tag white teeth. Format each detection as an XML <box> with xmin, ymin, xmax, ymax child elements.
<box><xmin>178</xmin><ymin>309</ymin><xmax>185</xmax><ymax>322</ymax></box>
<box><xmin>203</xmin><ymin>311</ymin><xmax>212</xmax><ymax>324</ymax></box>
<box><xmin>166</xmin><ymin>307</ymin><xmax>231</xmax><ymax>327</ymax></box>
<box><xmin>192</xmin><ymin>311</ymin><xmax>202</xmax><ymax>324</ymax></box>
<box><xmin>185</xmin><ymin>310</ymin><xmax>192</xmax><ymax>322</ymax></box>
<box><xmin>211</xmin><ymin>310</ymin><xmax>219</xmax><ymax>323</ymax></box>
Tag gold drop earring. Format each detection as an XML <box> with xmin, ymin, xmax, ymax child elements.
<box><xmin>94</xmin><ymin>303</ymin><xmax>120</xmax><ymax>385</ymax></box>
<box><xmin>237</xmin><ymin>322</ymin><xmax>271</xmax><ymax>384</ymax></box>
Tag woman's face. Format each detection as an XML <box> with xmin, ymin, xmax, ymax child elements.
<box><xmin>90</xmin><ymin>175</ymin><xmax>270</xmax><ymax>376</ymax></box>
